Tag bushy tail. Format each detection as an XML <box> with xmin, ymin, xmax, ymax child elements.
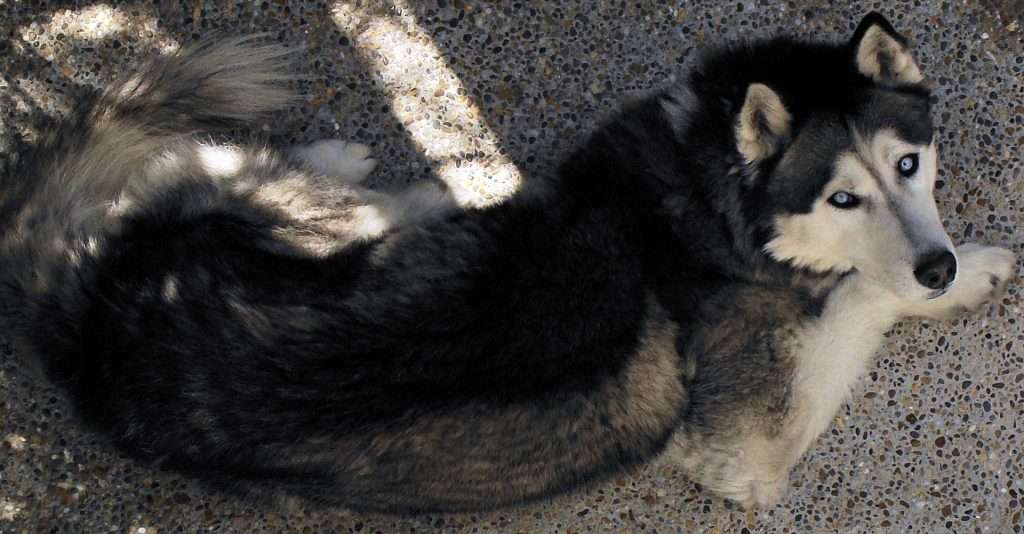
<box><xmin>0</xmin><ymin>36</ymin><xmax>296</xmax><ymax>325</ymax></box>
<box><xmin>32</xmin><ymin>36</ymin><xmax>294</xmax><ymax>224</ymax></box>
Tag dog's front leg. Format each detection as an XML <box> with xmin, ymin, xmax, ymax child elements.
<box><xmin>747</xmin><ymin>274</ymin><xmax>904</xmax><ymax>506</ymax></box>
<box><xmin>901</xmin><ymin>243</ymin><xmax>1016</xmax><ymax>320</ymax></box>
<box><xmin>668</xmin><ymin>274</ymin><xmax>907</xmax><ymax>509</ymax></box>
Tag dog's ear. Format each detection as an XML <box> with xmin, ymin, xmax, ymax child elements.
<box><xmin>736</xmin><ymin>83</ymin><xmax>791</xmax><ymax>163</ymax></box>
<box><xmin>850</xmin><ymin>12</ymin><xmax>923</xmax><ymax>84</ymax></box>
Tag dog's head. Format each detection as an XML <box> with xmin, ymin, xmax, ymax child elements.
<box><xmin>746</xmin><ymin>13</ymin><xmax>953</xmax><ymax>300</ymax></box>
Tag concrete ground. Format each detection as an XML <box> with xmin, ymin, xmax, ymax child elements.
<box><xmin>1</xmin><ymin>1</ymin><xmax>1022</xmax><ymax>532</ymax></box>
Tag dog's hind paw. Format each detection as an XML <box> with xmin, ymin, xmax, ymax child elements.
<box><xmin>293</xmin><ymin>139</ymin><xmax>377</xmax><ymax>183</ymax></box>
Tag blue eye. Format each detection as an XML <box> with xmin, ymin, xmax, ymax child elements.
<box><xmin>827</xmin><ymin>191</ymin><xmax>860</xmax><ymax>209</ymax></box>
<box><xmin>897</xmin><ymin>154</ymin><xmax>919</xmax><ymax>177</ymax></box>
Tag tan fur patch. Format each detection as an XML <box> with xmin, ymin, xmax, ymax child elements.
<box><xmin>763</xmin><ymin>207</ymin><xmax>856</xmax><ymax>274</ymax></box>
<box><xmin>736</xmin><ymin>83</ymin><xmax>792</xmax><ymax>163</ymax></box>
<box><xmin>608</xmin><ymin>298</ymin><xmax>687</xmax><ymax>434</ymax></box>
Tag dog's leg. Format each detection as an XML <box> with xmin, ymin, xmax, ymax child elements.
<box><xmin>901</xmin><ymin>243</ymin><xmax>1016</xmax><ymax>320</ymax></box>
<box><xmin>724</xmin><ymin>247</ymin><xmax>1016</xmax><ymax>507</ymax></box>
<box><xmin>291</xmin><ymin>139</ymin><xmax>378</xmax><ymax>183</ymax></box>
<box><xmin>346</xmin><ymin>180</ymin><xmax>458</xmax><ymax>240</ymax></box>
<box><xmin>765</xmin><ymin>276</ymin><xmax>904</xmax><ymax>508</ymax></box>
<box><xmin>672</xmin><ymin>274</ymin><xmax>905</xmax><ymax>509</ymax></box>
<box><xmin>247</xmin><ymin>142</ymin><xmax>457</xmax><ymax>251</ymax></box>
<box><xmin>671</xmin><ymin>432</ymin><xmax>797</xmax><ymax>510</ymax></box>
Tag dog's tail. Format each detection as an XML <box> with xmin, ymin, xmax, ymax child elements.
<box><xmin>17</xmin><ymin>36</ymin><xmax>294</xmax><ymax>227</ymax></box>
<box><xmin>0</xmin><ymin>37</ymin><xmax>295</xmax><ymax>326</ymax></box>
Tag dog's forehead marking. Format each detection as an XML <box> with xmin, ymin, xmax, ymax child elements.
<box><xmin>832</xmin><ymin>151</ymin><xmax>880</xmax><ymax>195</ymax></box>
<box><xmin>846</xmin><ymin>129</ymin><xmax>886</xmax><ymax>194</ymax></box>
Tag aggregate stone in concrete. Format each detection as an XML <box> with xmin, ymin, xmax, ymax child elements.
<box><xmin>1</xmin><ymin>1</ymin><xmax>1022</xmax><ymax>532</ymax></box>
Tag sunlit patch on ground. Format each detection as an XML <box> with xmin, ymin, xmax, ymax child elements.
<box><xmin>333</xmin><ymin>0</ymin><xmax>522</xmax><ymax>206</ymax></box>
<box><xmin>17</xmin><ymin>4</ymin><xmax>177</xmax><ymax>65</ymax></box>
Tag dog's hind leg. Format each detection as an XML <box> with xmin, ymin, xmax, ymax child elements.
<box><xmin>292</xmin><ymin>140</ymin><xmax>458</xmax><ymax>235</ymax></box>
<box><xmin>245</xmin><ymin>141</ymin><xmax>457</xmax><ymax>250</ymax></box>
<box><xmin>291</xmin><ymin>139</ymin><xmax>377</xmax><ymax>184</ymax></box>
<box><xmin>344</xmin><ymin>180</ymin><xmax>458</xmax><ymax>240</ymax></box>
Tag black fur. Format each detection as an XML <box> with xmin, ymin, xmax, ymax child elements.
<box><xmin>3</xmin><ymin>15</ymin><xmax>932</xmax><ymax>512</ymax></box>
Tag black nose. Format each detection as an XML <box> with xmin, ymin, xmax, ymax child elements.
<box><xmin>913</xmin><ymin>250</ymin><xmax>957</xmax><ymax>290</ymax></box>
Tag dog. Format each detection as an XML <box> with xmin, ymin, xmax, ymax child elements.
<box><xmin>0</xmin><ymin>12</ymin><xmax>1015</xmax><ymax>513</ymax></box>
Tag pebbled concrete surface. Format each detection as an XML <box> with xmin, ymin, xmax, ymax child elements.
<box><xmin>1</xmin><ymin>1</ymin><xmax>1022</xmax><ymax>532</ymax></box>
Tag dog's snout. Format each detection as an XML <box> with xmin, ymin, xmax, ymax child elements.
<box><xmin>913</xmin><ymin>250</ymin><xmax>957</xmax><ymax>290</ymax></box>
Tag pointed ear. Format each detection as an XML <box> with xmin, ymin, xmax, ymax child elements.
<box><xmin>736</xmin><ymin>83</ymin><xmax>792</xmax><ymax>163</ymax></box>
<box><xmin>850</xmin><ymin>12</ymin><xmax>923</xmax><ymax>84</ymax></box>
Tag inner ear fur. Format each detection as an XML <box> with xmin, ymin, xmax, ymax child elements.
<box><xmin>736</xmin><ymin>83</ymin><xmax>792</xmax><ymax>163</ymax></box>
<box><xmin>851</xmin><ymin>12</ymin><xmax>924</xmax><ymax>84</ymax></box>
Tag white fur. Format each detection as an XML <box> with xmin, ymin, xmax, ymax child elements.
<box><xmin>292</xmin><ymin>140</ymin><xmax>377</xmax><ymax>183</ymax></box>
<box><xmin>197</xmin><ymin>145</ymin><xmax>244</xmax><ymax>177</ymax></box>
<box><xmin>786</xmin><ymin>275</ymin><xmax>900</xmax><ymax>458</ymax></box>
<box><xmin>348</xmin><ymin>181</ymin><xmax>456</xmax><ymax>240</ymax></box>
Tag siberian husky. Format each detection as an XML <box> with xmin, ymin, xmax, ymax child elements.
<box><xmin>0</xmin><ymin>12</ymin><xmax>1015</xmax><ymax>512</ymax></box>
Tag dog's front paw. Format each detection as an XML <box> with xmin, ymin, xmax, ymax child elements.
<box><xmin>947</xmin><ymin>244</ymin><xmax>1016</xmax><ymax>314</ymax></box>
<box><xmin>293</xmin><ymin>140</ymin><xmax>377</xmax><ymax>183</ymax></box>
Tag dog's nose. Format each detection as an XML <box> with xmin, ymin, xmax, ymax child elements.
<box><xmin>913</xmin><ymin>250</ymin><xmax>957</xmax><ymax>290</ymax></box>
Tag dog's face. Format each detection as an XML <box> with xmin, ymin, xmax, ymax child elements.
<box><xmin>741</xmin><ymin>14</ymin><xmax>955</xmax><ymax>299</ymax></box>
